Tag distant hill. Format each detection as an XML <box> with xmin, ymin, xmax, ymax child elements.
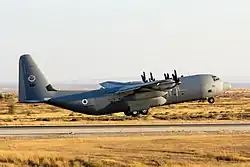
<box><xmin>230</xmin><ymin>83</ymin><xmax>250</xmax><ymax>88</ymax></box>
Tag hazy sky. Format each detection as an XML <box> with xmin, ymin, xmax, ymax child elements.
<box><xmin>1</xmin><ymin>0</ymin><xmax>250</xmax><ymax>84</ymax></box>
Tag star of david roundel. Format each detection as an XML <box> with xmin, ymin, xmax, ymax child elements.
<box><xmin>28</xmin><ymin>75</ymin><xmax>36</xmax><ymax>82</ymax></box>
<box><xmin>82</xmin><ymin>99</ymin><xmax>88</xmax><ymax>105</ymax></box>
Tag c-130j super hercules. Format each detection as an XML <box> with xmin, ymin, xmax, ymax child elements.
<box><xmin>100</xmin><ymin>72</ymin><xmax>232</xmax><ymax>107</ymax></box>
<box><xmin>18</xmin><ymin>54</ymin><xmax>181</xmax><ymax>116</ymax></box>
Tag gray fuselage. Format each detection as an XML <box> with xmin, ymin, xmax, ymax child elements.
<box><xmin>46</xmin><ymin>74</ymin><xmax>231</xmax><ymax>115</ymax></box>
<box><xmin>163</xmin><ymin>74</ymin><xmax>231</xmax><ymax>104</ymax></box>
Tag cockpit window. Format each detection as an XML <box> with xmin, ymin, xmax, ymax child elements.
<box><xmin>212</xmin><ymin>75</ymin><xmax>220</xmax><ymax>81</ymax></box>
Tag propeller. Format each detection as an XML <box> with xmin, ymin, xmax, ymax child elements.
<box><xmin>164</xmin><ymin>70</ymin><xmax>180</xmax><ymax>85</ymax></box>
<box><xmin>170</xmin><ymin>69</ymin><xmax>181</xmax><ymax>97</ymax></box>
<box><xmin>163</xmin><ymin>70</ymin><xmax>181</xmax><ymax>97</ymax></box>
<box><xmin>164</xmin><ymin>73</ymin><xmax>170</xmax><ymax>80</ymax></box>
<box><xmin>171</xmin><ymin>70</ymin><xmax>180</xmax><ymax>84</ymax></box>
<box><xmin>163</xmin><ymin>70</ymin><xmax>180</xmax><ymax>83</ymax></box>
<box><xmin>141</xmin><ymin>71</ymin><xmax>148</xmax><ymax>83</ymax></box>
<box><xmin>149</xmin><ymin>72</ymin><xmax>155</xmax><ymax>82</ymax></box>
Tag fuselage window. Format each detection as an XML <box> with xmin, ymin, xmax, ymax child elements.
<box><xmin>212</xmin><ymin>76</ymin><xmax>220</xmax><ymax>81</ymax></box>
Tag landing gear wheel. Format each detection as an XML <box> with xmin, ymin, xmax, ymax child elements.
<box><xmin>124</xmin><ymin>111</ymin><xmax>131</xmax><ymax>116</ymax></box>
<box><xmin>208</xmin><ymin>97</ymin><xmax>215</xmax><ymax>104</ymax></box>
<box><xmin>131</xmin><ymin>111</ymin><xmax>140</xmax><ymax>117</ymax></box>
<box><xmin>140</xmin><ymin>109</ymin><xmax>149</xmax><ymax>115</ymax></box>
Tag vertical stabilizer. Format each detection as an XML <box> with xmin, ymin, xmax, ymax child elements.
<box><xmin>18</xmin><ymin>54</ymin><xmax>53</xmax><ymax>103</ymax></box>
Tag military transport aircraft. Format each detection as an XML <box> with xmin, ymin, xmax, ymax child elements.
<box><xmin>100</xmin><ymin>72</ymin><xmax>231</xmax><ymax>114</ymax></box>
<box><xmin>18</xmin><ymin>54</ymin><xmax>181</xmax><ymax>116</ymax></box>
<box><xmin>100</xmin><ymin>71</ymin><xmax>232</xmax><ymax>115</ymax></box>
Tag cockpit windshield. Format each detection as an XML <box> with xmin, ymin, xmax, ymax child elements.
<box><xmin>212</xmin><ymin>75</ymin><xmax>220</xmax><ymax>81</ymax></box>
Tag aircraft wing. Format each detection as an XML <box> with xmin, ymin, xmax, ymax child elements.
<box><xmin>99</xmin><ymin>81</ymin><xmax>142</xmax><ymax>89</ymax></box>
<box><xmin>114</xmin><ymin>79</ymin><xmax>178</xmax><ymax>95</ymax></box>
<box><xmin>99</xmin><ymin>81</ymin><xmax>128</xmax><ymax>89</ymax></box>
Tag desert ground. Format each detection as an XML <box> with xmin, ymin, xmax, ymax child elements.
<box><xmin>0</xmin><ymin>132</ymin><xmax>249</xmax><ymax>167</ymax></box>
<box><xmin>0</xmin><ymin>88</ymin><xmax>250</xmax><ymax>125</ymax></box>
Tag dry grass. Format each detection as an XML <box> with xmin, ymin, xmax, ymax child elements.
<box><xmin>0</xmin><ymin>132</ymin><xmax>250</xmax><ymax>166</ymax></box>
<box><xmin>1</xmin><ymin>88</ymin><xmax>250</xmax><ymax>125</ymax></box>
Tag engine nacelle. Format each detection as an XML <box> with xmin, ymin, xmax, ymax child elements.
<box><xmin>124</xmin><ymin>91</ymin><xmax>168</xmax><ymax>101</ymax></box>
<box><xmin>127</xmin><ymin>96</ymin><xmax>167</xmax><ymax>111</ymax></box>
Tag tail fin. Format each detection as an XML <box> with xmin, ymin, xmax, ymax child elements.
<box><xmin>18</xmin><ymin>54</ymin><xmax>57</xmax><ymax>103</ymax></box>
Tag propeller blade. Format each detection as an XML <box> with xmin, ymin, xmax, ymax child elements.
<box><xmin>164</xmin><ymin>73</ymin><xmax>167</xmax><ymax>80</ymax></box>
<box><xmin>141</xmin><ymin>71</ymin><xmax>147</xmax><ymax>83</ymax></box>
<box><xmin>170</xmin><ymin>69</ymin><xmax>181</xmax><ymax>84</ymax></box>
<box><xmin>141</xmin><ymin>75</ymin><xmax>144</xmax><ymax>82</ymax></box>
<box><xmin>164</xmin><ymin>73</ymin><xmax>170</xmax><ymax>80</ymax></box>
<box><xmin>150</xmin><ymin>72</ymin><xmax>155</xmax><ymax>81</ymax></box>
<box><xmin>172</xmin><ymin>73</ymin><xmax>175</xmax><ymax>80</ymax></box>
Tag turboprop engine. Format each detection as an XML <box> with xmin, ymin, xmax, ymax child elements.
<box><xmin>124</xmin><ymin>91</ymin><xmax>168</xmax><ymax>101</ymax></box>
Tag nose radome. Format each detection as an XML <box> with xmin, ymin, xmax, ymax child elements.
<box><xmin>223</xmin><ymin>82</ymin><xmax>232</xmax><ymax>91</ymax></box>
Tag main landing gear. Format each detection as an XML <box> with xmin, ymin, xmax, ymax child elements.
<box><xmin>208</xmin><ymin>97</ymin><xmax>215</xmax><ymax>104</ymax></box>
<box><xmin>124</xmin><ymin>109</ymin><xmax>149</xmax><ymax>117</ymax></box>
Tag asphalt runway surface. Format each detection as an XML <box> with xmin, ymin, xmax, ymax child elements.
<box><xmin>0</xmin><ymin>123</ymin><xmax>250</xmax><ymax>137</ymax></box>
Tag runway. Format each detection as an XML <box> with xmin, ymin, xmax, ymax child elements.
<box><xmin>0</xmin><ymin>123</ymin><xmax>250</xmax><ymax>137</ymax></box>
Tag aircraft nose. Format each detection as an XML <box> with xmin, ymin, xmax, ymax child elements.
<box><xmin>223</xmin><ymin>82</ymin><xmax>232</xmax><ymax>91</ymax></box>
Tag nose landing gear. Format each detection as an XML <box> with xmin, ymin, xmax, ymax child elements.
<box><xmin>208</xmin><ymin>97</ymin><xmax>215</xmax><ymax>104</ymax></box>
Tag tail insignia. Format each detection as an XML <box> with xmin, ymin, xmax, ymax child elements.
<box><xmin>28</xmin><ymin>75</ymin><xmax>36</xmax><ymax>82</ymax></box>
